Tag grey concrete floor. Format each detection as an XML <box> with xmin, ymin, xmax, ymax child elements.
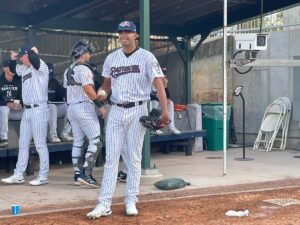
<box><xmin>0</xmin><ymin>147</ymin><xmax>300</xmax><ymax>214</ymax></box>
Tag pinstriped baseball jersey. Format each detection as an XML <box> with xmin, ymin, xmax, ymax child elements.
<box><xmin>16</xmin><ymin>60</ymin><xmax>49</xmax><ymax>105</ymax></box>
<box><xmin>63</xmin><ymin>63</ymin><xmax>94</xmax><ymax>104</ymax></box>
<box><xmin>102</xmin><ymin>48</ymin><xmax>164</xmax><ymax>104</ymax></box>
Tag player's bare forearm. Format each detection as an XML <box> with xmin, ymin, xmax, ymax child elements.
<box><xmin>84</xmin><ymin>84</ymin><xmax>105</xmax><ymax>108</ymax></box>
<box><xmin>83</xmin><ymin>84</ymin><xmax>98</xmax><ymax>100</ymax></box>
<box><xmin>153</xmin><ymin>78</ymin><xmax>170</xmax><ymax>124</ymax></box>
<box><xmin>101</xmin><ymin>78</ymin><xmax>111</xmax><ymax>94</ymax></box>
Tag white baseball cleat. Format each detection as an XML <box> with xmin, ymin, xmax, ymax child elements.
<box><xmin>126</xmin><ymin>202</ymin><xmax>138</xmax><ymax>216</ymax></box>
<box><xmin>48</xmin><ymin>136</ymin><xmax>61</xmax><ymax>143</ymax></box>
<box><xmin>1</xmin><ymin>174</ymin><xmax>24</xmax><ymax>184</ymax></box>
<box><xmin>29</xmin><ymin>177</ymin><xmax>48</xmax><ymax>186</ymax></box>
<box><xmin>169</xmin><ymin>127</ymin><xmax>181</xmax><ymax>135</ymax></box>
<box><xmin>87</xmin><ymin>203</ymin><xmax>112</xmax><ymax>219</ymax></box>
<box><xmin>60</xmin><ymin>134</ymin><xmax>73</xmax><ymax>142</ymax></box>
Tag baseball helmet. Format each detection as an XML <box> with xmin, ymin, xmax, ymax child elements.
<box><xmin>70</xmin><ymin>39</ymin><xmax>93</xmax><ymax>58</ymax></box>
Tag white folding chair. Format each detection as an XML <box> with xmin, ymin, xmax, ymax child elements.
<box><xmin>253</xmin><ymin>98</ymin><xmax>289</xmax><ymax>152</ymax></box>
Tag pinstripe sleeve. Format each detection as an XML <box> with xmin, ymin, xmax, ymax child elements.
<box><xmin>145</xmin><ymin>53</ymin><xmax>164</xmax><ymax>83</ymax></box>
<box><xmin>37</xmin><ymin>60</ymin><xmax>49</xmax><ymax>76</ymax></box>
<box><xmin>102</xmin><ymin>57</ymin><xmax>111</xmax><ymax>78</ymax></box>
<box><xmin>63</xmin><ymin>69</ymin><xmax>68</xmax><ymax>88</ymax></box>
<box><xmin>79</xmin><ymin>65</ymin><xmax>94</xmax><ymax>86</ymax></box>
<box><xmin>16</xmin><ymin>64</ymin><xmax>26</xmax><ymax>76</ymax></box>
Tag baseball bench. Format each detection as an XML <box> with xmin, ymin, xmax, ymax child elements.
<box><xmin>0</xmin><ymin>142</ymin><xmax>73</xmax><ymax>173</ymax></box>
<box><xmin>1</xmin><ymin>104</ymin><xmax>205</xmax><ymax>171</ymax></box>
<box><xmin>0</xmin><ymin>118</ymin><xmax>75</xmax><ymax>173</ymax></box>
<box><xmin>150</xmin><ymin>130</ymin><xmax>206</xmax><ymax>155</ymax></box>
<box><xmin>150</xmin><ymin>105</ymin><xmax>206</xmax><ymax>155</ymax></box>
<box><xmin>1</xmin><ymin>116</ymin><xmax>107</xmax><ymax>173</ymax></box>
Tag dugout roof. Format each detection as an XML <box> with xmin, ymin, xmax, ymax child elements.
<box><xmin>0</xmin><ymin>0</ymin><xmax>300</xmax><ymax>37</ymax></box>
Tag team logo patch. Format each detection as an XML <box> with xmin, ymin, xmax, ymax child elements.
<box><xmin>152</xmin><ymin>62</ymin><xmax>163</xmax><ymax>75</ymax></box>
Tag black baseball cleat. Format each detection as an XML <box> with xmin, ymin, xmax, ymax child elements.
<box><xmin>78</xmin><ymin>174</ymin><xmax>101</xmax><ymax>188</ymax></box>
<box><xmin>74</xmin><ymin>173</ymin><xmax>81</xmax><ymax>186</ymax></box>
<box><xmin>117</xmin><ymin>171</ymin><xmax>127</xmax><ymax>182</ymax></box>
<box><xmin>0</xmin><ymin>139</ymin><xmax>8</xmax><ymax>148</ymax></box>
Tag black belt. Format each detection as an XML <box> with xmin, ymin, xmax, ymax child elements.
<box><xmin>111</xmin><ymin>101</ymin><xmax>144</xmax><ymax>108</ymax></box>
<box><xmin>24</xmin><ymin>104</ymin><xmax>39</xmax><ymax>109</ymax></box>
<box><xmin>68</xmin><ymin>101</ymin><xmax>88</xmax><ymax>105</ymax></box>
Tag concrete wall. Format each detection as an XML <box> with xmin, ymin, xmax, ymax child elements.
<box><xmin>157</xmin><ymin>37</ymin><xmax>235</xmax><ymax>105</ymax></box>
<box><xmin>191</xmin><ymin>37</ymin><xmax>234</xmax><ymax>104</ymax></box>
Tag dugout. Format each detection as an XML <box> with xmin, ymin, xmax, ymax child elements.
<box><xmin>0</xmin><ymin>0</ymin><xmax>299</xmax><ymax>172</ymax></box>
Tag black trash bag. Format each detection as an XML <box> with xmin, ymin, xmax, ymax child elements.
<box><xmin>154</xmin><ymin>178</ymin><xmax>191</xmax><ymax>190</ymax></box>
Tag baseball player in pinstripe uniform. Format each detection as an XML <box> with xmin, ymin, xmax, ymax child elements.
<box><xmin>63</xmin><ymin>39</ymin><xmax>106</xmax><ymax>188</ymax></box>
<box><xmin>87</xmin><ymin>21</ymin><xmax>169</xmax><ymax>219</ymax></box>
<box><xmin>1</xmin><ymin>45</ymin><xmax>50</xmax><ymax>186</ymax></box>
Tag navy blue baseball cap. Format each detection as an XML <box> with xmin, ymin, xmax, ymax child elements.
<box><xmin>17</xmin><ymin>45</ymin><xmax>32</xmax><ymax>57</ymax></box>
<box><xmin>117</xmin><ymin>21</ymin><xmax>137</xmax><ymax>32</ymax></box>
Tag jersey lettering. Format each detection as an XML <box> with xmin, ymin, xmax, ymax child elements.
<box><xmin>23</xmin><ymin>73</ymin><xmax>32</xmax><ymax>83</ymax></box>
<box><xmin>110</xmin><ymin>65</ymin><xmax>140</xmax><ymax>78</ymax></box>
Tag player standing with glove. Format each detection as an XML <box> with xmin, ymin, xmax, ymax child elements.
<box><xmin>87</xmin><ymin>20</ymin><xmax>169</xmax><ymax>219</ymax></box>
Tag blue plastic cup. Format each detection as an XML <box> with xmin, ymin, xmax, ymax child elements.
<box><xmin>11</xmin><ymin>205</ymin><xmax>20</xmax><ymax>216</ymax></box>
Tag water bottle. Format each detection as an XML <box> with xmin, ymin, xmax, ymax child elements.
<box><xmin>225</xmin><ymin>210</ymin><xmax>249</xmax><ymax>217</ymax></box>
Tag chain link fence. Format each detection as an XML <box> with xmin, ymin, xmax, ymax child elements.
<box><xmin>0</xmin><ymin>28</ymin><xmax>174</xmax><ymax>82</ymax></box>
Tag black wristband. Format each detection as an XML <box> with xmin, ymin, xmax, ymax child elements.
<box><xmin>28</xmin><ymin>50</ymin><xmax>40</xmax><ymax>70</ymax></box>
<box><xmin>93</xmin><ymin>99</ymin><xmax>103</xmax><ymax>108</ymax></box>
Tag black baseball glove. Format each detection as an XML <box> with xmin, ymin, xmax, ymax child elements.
<box><xmin>140</xmin><ymin>108</ymin><xmax>169</xmax><ymax>130</ymax></box>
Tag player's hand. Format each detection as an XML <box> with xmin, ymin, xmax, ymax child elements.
<box><xmin>31</xmin><ymin>47</ymin><xmax>38</xmax><ymax>54</ymax></box>
<box><xmin>99</xmin><ymin>106</ymin><xmax>107</xmax><ymax>118</ymax></box>
<box><xmin>7</xmin><ymin>102</ymin><xmax>21</xmax><ymax>110</ymax></box>
<box><xmin>15</xmin><ymin>103</ymin><xmax>22</xmax><ymax>110</ymax></box>
<box><xmin>160</xmin><ymin>110</ymin><xmax>170</xmax><ymax>125</ymax></box>
<box><xmin>10</xmin><ymin>51</ymin><xmax>18</xmax><ymax>60</ymax></box>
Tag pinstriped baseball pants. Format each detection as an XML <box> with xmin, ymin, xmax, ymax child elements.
<box><xmin>14</xmin><ymin>104</ymin><xmax>49</xmax><ymax>178</ymax></box>
<box><xmin>98</xmin><ymin>103</ymin><xmax>147</xmax><ymax>209</ymax></box>
<box><xmin>67</xmin><ymin>102</ymin><xmax>101</xmax><ymax>174</ymax></box>
<box><xmin>0</xmin><ymin>106</ymin><xmax>23</xmax><ymax>139</ymax></box>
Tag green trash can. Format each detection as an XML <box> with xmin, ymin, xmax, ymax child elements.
<box><xmin>201</xmin><ymin>103</ymin><xmax>231</xmax><ymax>151</ymax></box>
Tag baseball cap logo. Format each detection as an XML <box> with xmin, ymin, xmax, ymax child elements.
<box><xmin>117</xmin><ymin>21</ymin><xmax>136</xmax><ymax>32</ymax></box>
<box><xmin>18</xmin><ymin>48</ymin><xmax>28</xmax><ymax>55</ymax></box>
<box><xmin>119</xmin><ymin>21</ymin><xmax>131</xmax><ymax>27</ymax></box>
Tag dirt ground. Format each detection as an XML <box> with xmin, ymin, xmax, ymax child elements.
<box><xmin>1</xmin><ymin>186</ymin><xmax>300</xmax><ymax>225</ymax></box>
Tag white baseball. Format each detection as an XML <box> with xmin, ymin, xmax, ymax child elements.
<box><xmin>97</xmin><ymin>89</ymin><xmax>107</xmax><ymax>97</ymax></box>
